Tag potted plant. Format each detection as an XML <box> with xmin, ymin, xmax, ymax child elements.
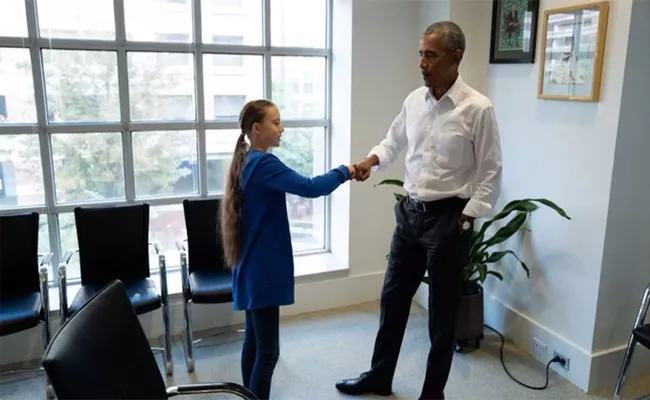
<box><xmin>375</xmin><ymin>179</ymin><xmax>570</xmax><ymax>351</ymax></box>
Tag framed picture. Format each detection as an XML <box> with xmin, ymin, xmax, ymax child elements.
<box><xmin>538</xmin><ymin>2</ymin><xmax>609</xmax><ymax>101</ymax></box>
<box><xmin>489</xmin><ymin>0</ymin><xmax>540</xmax><ymax>64</ymax></box>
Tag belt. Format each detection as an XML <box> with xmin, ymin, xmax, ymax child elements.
<box><xmin>406</xmin><ymin>196</ymin><xmax>467</xmax><ymax>213</ymax></box>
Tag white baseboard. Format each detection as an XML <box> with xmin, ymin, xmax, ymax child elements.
<box><xmin>412</xmin><ymin>283</ymin><xmax>649</xmax><ymax>393</ymax></box>
<box><xmin>588</xmin><ymin>340</ymin><xmax>650</xmax><ymax>393</ymax></box>
<box><xmin>0</xmin><ymin>271</ymin><xmax>386</xmax><ymax>367</ymax></box>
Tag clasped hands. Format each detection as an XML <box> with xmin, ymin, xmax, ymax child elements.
<box><xmin>346</xmin><ymin>159</ymin><xmax>373</xmax><ymax>182</ymax></box>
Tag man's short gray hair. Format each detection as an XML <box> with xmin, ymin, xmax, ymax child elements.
<box><xmin>424</xmin><ymin>21</ymin><xmax>466</xmax><ymax>53</ymax></box>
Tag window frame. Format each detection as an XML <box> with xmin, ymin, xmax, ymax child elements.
<box><xmin>0</xmin><ymin>0</ymin><xmax>333</xmax><ymax>286</ymax></box>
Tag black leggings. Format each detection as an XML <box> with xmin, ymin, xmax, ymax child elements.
<box><xmin>241</xmin><ymin>306</ymin><xmax>280</xmax><ymax>399</ymax></box>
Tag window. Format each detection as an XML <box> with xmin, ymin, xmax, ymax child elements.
<box><xmin>213</xmin><ymin>95</ymin><xmax>246</xmax><ymax>118</ymax></box>
<box><xmin>0</xmin><ymin>96</ymin><xmax>7</xmax><ymax>119</ymax></box>
<box><xmin>0</xmin><ymin>0</ymin><xmax>331</xmax><ymax>285</ymax></box>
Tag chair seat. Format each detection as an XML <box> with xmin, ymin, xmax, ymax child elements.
<box><xmin>189</xmin><ymin>270</ymin><xmax>233</xmax><ymax>304</ymax></box>
<box><xmin>69</xmin><ymin>278</ymin><xmax>161</xmax><ymax>316</ymax></box>
<box><xmin>633</xmin><ymin>324</ymin><xmax>650</xmax><ymax>349</ymax></box>
<box><xmin>0</xmin><ymin>292</ymin><xmax>43</xmax><ymax>336</ymax></box>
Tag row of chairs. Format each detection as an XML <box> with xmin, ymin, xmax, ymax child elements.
<box><xmin>0</xmin><ymin>198</ymin><xmax>232</xmax><ymax>383</ymax></box>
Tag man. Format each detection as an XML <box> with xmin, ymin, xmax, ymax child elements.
<box><xmin>335</xmin><ymin>21</ymin><xmax>502</xmax><ymax>400</ymax></box>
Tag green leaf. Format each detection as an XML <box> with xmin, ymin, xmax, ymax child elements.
<box><xmin>528</xmin><ymin>198</ymin><xmax>571</xmax><ymax>220</ymax></box>
<box><xmin>486</xmin><ymin>270</ymin><xmax>504</xmax><ymax>281</ymax></box>
<box><xmin>374</xmin><ymin>179</ymin><xmax>404</xmax><ymax>188</ymax></box>
<box><xmin>394</xmin><ymin>193</ymin><xmax>405</xmax><ymax>202</ymax></box>
<box><xmin>476</xmin><ymin>213</ymin><xmax>527</xmax><ymax>251</ymax></box>
<box><xmin>485</xmin><ymin>250</ymin><xmax>530</xmax><ymax>278</ymax></box>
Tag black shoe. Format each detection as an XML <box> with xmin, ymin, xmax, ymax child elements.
<box><xmin>335</xmin><ymin>372</ymin><xmax>392</xmax><ymax>396</ymax></box>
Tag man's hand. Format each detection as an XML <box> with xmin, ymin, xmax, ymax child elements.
<box><xmin>458</xmin><ymin>214</ymin><xmax>475</xmax><ymax>233</ymax></box>
<box><xmin>353</xmin><ymin>155</ymin><xmax>379</xmax><ymax>182</ymax></box>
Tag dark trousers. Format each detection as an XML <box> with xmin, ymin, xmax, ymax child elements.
<box><xmin>369</xmin><ymin>196</ymin><xmax>471</xmax><ymax>399</ymax></box>
<box><xmin>241</xmin><ymin>306</ymin><xmax>280</xmax><ymax>399</ymax></box>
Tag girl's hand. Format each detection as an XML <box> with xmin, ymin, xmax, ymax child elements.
<box><xmin>347</xmin><ymin>164</ymin><xmax>357</xmax><ymax>180</ymax></box>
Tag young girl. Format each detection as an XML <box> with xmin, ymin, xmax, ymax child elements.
<box><xmin>220</xmin><ymin>99</ymin><xmax>356</xmax><ymax>399</ymax></box>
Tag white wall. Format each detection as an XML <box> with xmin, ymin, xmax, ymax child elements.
<box><xmin>414</xmin><ymin>0</ymin><xmax>645</xmax><ymax>393</ymax></box>
<box><xmin>589</xmin><ymin>0</ymin><xmax>650</xmax><ymax>389</ymax></box>
<box><xmin>0</xmin><ymin>0</ymin><xmax>418</xmax><ymax>368</ymax></box>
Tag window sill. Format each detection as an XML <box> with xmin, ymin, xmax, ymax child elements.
<box><xmin>46</xmin><ymin>252</ymin><xmax>349</xmax><ymax>313</ymax></box>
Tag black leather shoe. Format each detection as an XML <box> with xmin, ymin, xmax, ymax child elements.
<box><xmin>335</xmin><ymin>372</ymin><xmax>392</xmax><ymax>396</ymax></box>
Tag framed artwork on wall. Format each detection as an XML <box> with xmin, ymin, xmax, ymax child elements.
<box><xmin>538</xmin><ymin>2</ymin><xmax>609</xmax><ymax>102</ymax></box>
<box><xmin>489</xmin><ymin>0</ymin><xmax>540</xmax><ymax>64</ymax></box>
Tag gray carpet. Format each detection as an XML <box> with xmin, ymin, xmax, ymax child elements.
<box><xmin>1</xmin><ymin>301</ymin><xmax>648</xmax><ymax>399</ymax></box>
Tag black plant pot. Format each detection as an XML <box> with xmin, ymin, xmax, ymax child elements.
<box><xmin>455</xmin><ymin>284</ymin><xmax>484</xmax><ymax>352</ymax></box>
<box><xmin>422</xmin><ymin>278</ymin><xmax>484</xmax><ymax>353</ymax></box>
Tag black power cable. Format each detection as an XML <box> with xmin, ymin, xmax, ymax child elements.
<box><xmin>484</xmin><ymin>324</ymin><xmax>564</xmax><ymax>390</ymax></box>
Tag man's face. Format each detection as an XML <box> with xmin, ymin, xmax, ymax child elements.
<box><xmin>419</xmin><ymin>33</ymin><xmax>461</xmax><ymax>88</ymax></box>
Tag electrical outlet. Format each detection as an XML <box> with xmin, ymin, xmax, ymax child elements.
<box><xmin>532</xmin><ymin>337</ymin><xmax>547</xmax><ymax>358</ymax></box>
<box><xmin>553</xmin><ymin>351</ymin><xmax>570</xmax><ymax>370</ymax></box>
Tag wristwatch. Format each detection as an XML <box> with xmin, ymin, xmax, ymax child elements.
<box><xmin>460</xmin><ymin>220</ymin><xmax>472</xmax><ymax>231</ymax></box>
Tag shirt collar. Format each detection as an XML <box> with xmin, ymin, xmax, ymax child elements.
<box><xmin>424</xmin><ymin>75</ymin><xmax>465</xmax><ymax>105</ymax></box>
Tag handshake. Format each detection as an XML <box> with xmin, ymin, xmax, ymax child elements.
<box><xmin>346</xmin><ymin>156</ymin><xmax>377</xmax><ymax>182</ymax></box>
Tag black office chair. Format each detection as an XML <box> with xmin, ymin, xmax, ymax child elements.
<box><xmin>176</xmin><ymin>198</ymin><xmax>234</xmax><ymax>372</ymax></box>
<box><xmin>42</xmin><ymin>279</ymin><xmax>258</xmax><ymax>399</ymax></box>
<box><xmin>0</xmin><ymin>212</ymin><xmax>54</xmax><ymax>397</ymax></box>
<box><xmin>58</xmin><ymin>204</ymin><xmax>174</xmax><ymax>376</ymax></box>
<box><xmin>613</xmin><ymin>283</ymin><xmax>650</xmax><ymax>399</ymax></box>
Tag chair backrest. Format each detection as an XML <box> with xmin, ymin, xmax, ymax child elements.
<box><xmin>182</xmin><ymin>198</ymin><xmax>228</xmax><ymax>274</ymax></box>
<box><xmin>42</xmin><ymin>279</ymin><xmax>167</xmax><ymax>399</ymax></box>
<box><xmin>74</xmin><ymin>204</ymin><xmax>151</xmax><ymax>286</ymax></box>
<box><xmin>0</xmin><ymin>212</ymin><xmax>40</xmax><ymax>300</ymax></box>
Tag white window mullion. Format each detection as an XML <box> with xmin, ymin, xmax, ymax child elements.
<box><xmin>192</xmin><ymin>0</ymin><xmax>208</xmax><ymax>197</ymax></box>
<box><xmin>114</xmin><ymin>0</ymin><xmax>135</xmax><ymax>203</ymax></box>
<box><xmin>25</xmin><ymin>0</ymin><xmax>62</xmax><ymax>278</ymax></box>
<box><xmin>263</xmin><ymin>0</ymin><xmax>272</xmax><ymax>100</ymax></box>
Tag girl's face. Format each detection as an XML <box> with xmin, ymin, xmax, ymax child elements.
<box><xmin>252</xmin><ymin>105</ymin><xmax>284</xmax><ymax>149</ymax></box>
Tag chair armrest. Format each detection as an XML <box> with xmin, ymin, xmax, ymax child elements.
<box><xmin>39</xmin><ymin>252</ymin><xmax>53</xmax><ymax>267</ymax></box>
<box><xmin>175</xmin><ymin>240</ymin><xmax>187</xmax><ymax>252</ymax></box>
<box><xmin>166</xmin><ymin>382</ymin><xmax>258</xmax><ymax>399</ymax></box>
<box><xmin>634</xmin><ymin>283</ymin><xmax>650</xmax><ymax>328</ymax></box>
<box><xmin>58</xmin><ymin>249</ymin><xmax>77</xmax><ymax>324</ymax></box>
<box><xmin>177</xmin><ymin>241</ymin><xmax>190</xmax><ymax>298</ymax></box>
<box><xmin>150</xmin><ymin>242</ymin><xmax>169</xmax><ymax>304</ymax></box>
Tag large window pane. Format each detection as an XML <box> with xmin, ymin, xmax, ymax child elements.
<box><xmin>202</xmin><ymin>0</ymin><xmax>263</xmax><ymax>46</ymax></box>
<box><xmin>203</xmin><ymin>54</ymin><xmax>264</xmax><ymax>120</ymax></box>
<box><xmin>272</xmin><ymin>127</ymin><xmax>326</xmax><ymax>252</ymax></box>
<box><xmin>0</xmin><ymin>134</ymin><xmax>45</xmax><ymax>208</ymax></box>
<box><xmin>125</xmin><ymin>0</ymin><xmax>192</xmax><ymax>43</ymax></box>
<box><xmin>51</xmin><ymin>133</ymin><xmax>125</xmax><ymax>203</ymax></box>
<box><xmin>59</xmin><ymin>212</ymin><xmax>80</xmax><ymax>281</ymax></box>
<box><xmin>132</xmin><ymin>130</ymin><xmax>198</xmax><ymax>198</ymax></box>
<box><xmin>0</xmin><ymin>48</ymin><xmax>38</xmax><ymax>124</ymax></box>
<box><xmin>149</xmin><ymin>204</ymin><xmax>186</xmax><ymax>269</ymax></box>
<box><xmin>270</xmin><ymin>0</ymin><xmax>326</xmax><ymax>48</ymax></box>
<box><xmin>272</xmin><ymin>56</ymin><xmax>326</xmax><ymax>120</ymax></box>
<box><xmin>42</xmin><ymin>50</ymin><xmax>120</xmax><ymax>123</ymax></box>
<box><xmin>0</xmin><ymin>0</ymin><xmax>28</xmax><ymax>37</ymax></box>
<box><xmin>206</xmin><ymin>129</ymin><xmax>240</xmax><ymax>193</ymax></box>
<box><xmin>128</xmin><ymin>52</ymin><xmax>196</xmax><ymax>121</ymax></box>
<box><xmin>37</xmin><ymin>0</ymin><xmax>116</xmax><ymax>40</ymax></box>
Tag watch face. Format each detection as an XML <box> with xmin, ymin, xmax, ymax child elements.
<box><xmin>462</xmin><ymin>221</ymin><xmax>471</xmax><ymax>230</ymax></box>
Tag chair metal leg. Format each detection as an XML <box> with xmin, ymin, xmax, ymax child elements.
<box><xmin>179</xmin><ymin>249</ymin><xmax>195</xmax><ymax>372</ymax></box>
<box><xmin>614</xmin><ymin>336</ymin><xmax>637</xmax><ymax>399</ymax></box>
<box><xmin>182</xmin><ymin>297</ymin><xmax>195</xmax><ymax>372</ymax></box>
<box><xmin>157</xmin><ymin>251</ymin><xmax>174</xmax><ymax>377</ymax></box>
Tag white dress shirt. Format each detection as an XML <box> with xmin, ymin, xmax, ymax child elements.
<box><xmin>369</xmin><ymin>76</ymin><xmax>502</xmax><ymax>218</ymax></box>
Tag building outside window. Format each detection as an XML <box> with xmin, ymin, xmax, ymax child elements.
<box><xmin>0</xmin><ymin>0</ymin><xmax>331</xmax><ymax>284</ymax></box>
